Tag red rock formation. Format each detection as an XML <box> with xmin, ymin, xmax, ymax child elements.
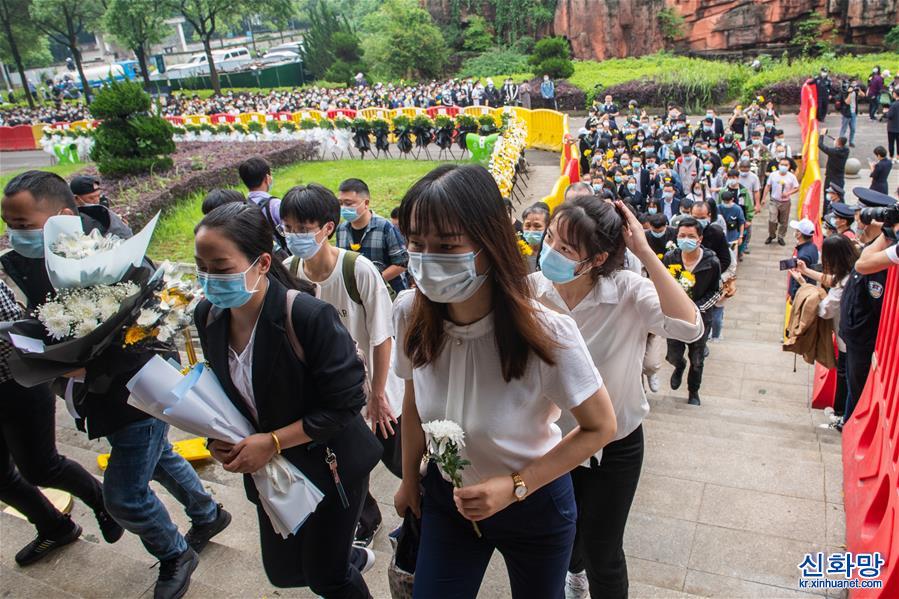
<box><xmin>552</xmin><ymin>0</ymin><xmax>899</xmax><ymax>60</ymax></box>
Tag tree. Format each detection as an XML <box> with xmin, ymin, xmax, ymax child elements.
<box><xmin>323</xmin><ymin>30</ymin><xmax>364</xmax><ymax>84</ymax></box>
<box><xmin>794</xmin><ymin>13</ymin><xmax>834</xmax><ymax>58</ymax></box>
<box><xmin>102</xmin><ymin>0</ymin><xmax>170</xmax><ymax>87</ymax></box>
<box><xmin>361</xmin><ymin>0</ymin><xmax>447</xmax><ymax>80</ymax></box>
<box><xmin>169</xmin><ymin>0</ymin><xmax>233</xmax><ymax>95</ymax></box>
<box><xmin>657</xmin><ymin>7</ymin><xmax>685</xmax><ymax>47</ymax></box>
<box><xmin>30</xmin><ymin>0</ymin><xmax>103</xmax><ymax>103</ymax></box>
<box><xmin>528</xmin><ymin>36</ymin><xmax>573</xmax><ymax>80</ymax></box>
<box><xmin>463</xmin><ymin>16</ymin><xmax>493</xmax><ymax>53</ymax></box>
<box><xmin>884</xmin><ymin>24</ymin><xmax>899</xmax><ymax>51</ymax></box>
<box><xmin>0</xmin><ymin>0</ymin><xmax>49</xmax><ymax>107</ymax></box>
<box><xmin>297</xmin><ymin>0</ymin><xmax>355</xmax><ymax>80</ymax></box>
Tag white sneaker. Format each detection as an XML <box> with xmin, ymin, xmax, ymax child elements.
<box><xmin>353</xmin><ymin>546</ymin><xmax>376</xmax><ymax>575</ymax></box>
<box><xmin>565</xmin><ymin>570</ymin><xmax>589</xmax><ymax>599</ymax></box>
<box><xmin>647</xmin><ymin>373</ymin><xmax>660</xmax><ymax>393</ymax></box>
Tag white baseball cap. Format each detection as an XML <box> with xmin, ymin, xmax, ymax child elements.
<box><xmin>789</xmin><ymin>218</ymin><xmax>815</xmax><ymax>236</ymax></box>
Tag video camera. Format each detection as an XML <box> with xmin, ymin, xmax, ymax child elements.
<box><xmin>859</xmin><ymin>204</ymin><xmax>899</xmax><ymax>227</ymax></box>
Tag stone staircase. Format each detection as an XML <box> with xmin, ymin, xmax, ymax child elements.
<box><xmin>1</xmin><ymin>198</ymin><xmax>842</xmax><ymax>599</ymax></box>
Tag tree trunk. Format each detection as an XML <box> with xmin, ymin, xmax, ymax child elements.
<box><xmin>135</xmin><ymin>45</ymin><xmax>151</xmax><ymax>90</ymax></box>
<box><xmin>1</xmin><ymin>15</ymin><xmax>35</xmax><ymax>107</ymax></box>
<box><xmin>202</xmin><ymin>38</ymin><xmax>220</xmax><ymax>95</ymax></box>
<box><xmin>66</xmin><ymin>15</ymin><xmax>92</xmax><ymax>104</ymax></box>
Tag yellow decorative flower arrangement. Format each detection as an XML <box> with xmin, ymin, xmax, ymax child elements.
<box><xmin>488</xmin><ymin>117</ymin><xmax>528</xmax><ymax>199</ymax></box>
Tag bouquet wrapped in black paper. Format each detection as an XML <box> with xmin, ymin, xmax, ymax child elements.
<box><xmin>351</xmin><ymin>117</ymin><xmax>372</xmax><ymax>158</ymax></box>
<box><xmin>393</xmin><ymin>115</ymin><xmax>414</xmax><ymax>156</ymax></box>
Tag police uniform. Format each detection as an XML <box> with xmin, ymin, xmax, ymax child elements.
<box><xmin>839</xmin><ymin>188</ymin><xmax>896</xmax><ymax>419</ymax></box>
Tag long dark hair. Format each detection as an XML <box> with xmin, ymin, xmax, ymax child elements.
<box><xmin>398</xmin><ymin>164</ymin><xmax>558</xmax><ymax>381</ymax></box>
<box><xmin>549</xmin><ymin>195</ymin><xmax>625</xmax><ymax>281</ymax></box>
<box><xmin>195</xmin><ymin>202</ymin><xmax>314</xmax><ymax>294</ymax></box>
<box><xmin>821</xmin><ymin>235</ymin><xmax>860</xmax><ymax>286</ymax></box>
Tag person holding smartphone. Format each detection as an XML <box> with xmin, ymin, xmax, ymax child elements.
<box><xmin>392</xmin><ymin>164</ymin><xmax>618</xmax><ymax>598</ymax></box>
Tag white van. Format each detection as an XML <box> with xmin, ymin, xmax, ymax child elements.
<box><xmin>164</xmin><ymin>47</ymin><xmax>253</xmax><ymax>78</ymax></box>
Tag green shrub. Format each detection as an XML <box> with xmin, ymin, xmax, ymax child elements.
<box><xmin>513</xmin><ymin>36</ymin><xmax>535</xmax><ymax>55</ymax></box>
<box><xmin>299</xmin><ymin>118</ymin><xmax>319</xmax><ymax>130</ymax></box>
<box><xmin>657</xmin><ymin>7</ymin><xmax>685</xmax><ymax>43</ymax></box>
<box><xmin>477</xmin><ymin>114</ymin><xmax>497</xmax><ymax>134</ymax></box>
<box><xmin>886</xmin><ymin>25</ymin><xmax>899</xmax><ymax>52</ymax></box>
<box><xmin>463</xmin><ymin>16</ymin><xmax>494</xmax><ymax>53</ymax></box>
<box><xmin>529</xmin><ymin>37</ymin><xmax>574</xmax><ymax>79</ymax></box>
<box><xmin>247</xmin><ymin>121</ymin><xmax>264</xmax><ymax>134</ymax></box>
<box><xmin>89</xmin><ymin>81</ymin><xmax>175</xmax><ymax>177</ymax></box>
<box><xmin>460</xmin><ymin>48</ymin><xmax>530</xmax><ymax>77</ymax></box>
<box><xmin>266</xmin><ymin>120</ymin><xmax>281</xmax><ymax>133</ymax></box>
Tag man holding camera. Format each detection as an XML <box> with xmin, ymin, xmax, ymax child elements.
<box><xmin>840</xmin><ymin>188</ymin><xmax>898</xmax><ymax>421</ymax></box>
<box><xmin>838</xmin><ymin>79</ymin><xmax>865</xmax><ymax>148</ymax></box>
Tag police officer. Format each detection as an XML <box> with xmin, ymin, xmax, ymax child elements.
<box><xmin>839</xmin><ymin>188</ymin><xmax>896</xmax><ymax>422</ymax></box>
<box><xmin>829</xmin><ymin>202</ymin><xmax>860</xmax><ymax>241</ymax></box>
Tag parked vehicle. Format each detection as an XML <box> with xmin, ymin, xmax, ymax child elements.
<box><xmin>163</xmin><ymin>47</ymin><xmax>253</xmax><ymax>79</ymax></box>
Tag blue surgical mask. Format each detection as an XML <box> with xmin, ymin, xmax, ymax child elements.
<box><xmin>7</xmin><ymin>228</ymin><xmax>44</xmax><ymax>259</ymax></box>
<box><xmin>627</xmin><ymin>183</ymin><xmax>637</xmax><ymax>192</ymax></box>
<box><xmin>647</xmin><ymin>207</ymin><xmax>658</xmax><ymax>215</ymax></box>
<box><xmin>522</xmin><ymin>230</ymin><xmax>543</xmax><ymax>245</ymax></box>
<box><xmin>197</xmin><ymin>257</ymin><xmax>262</xmax><ymax>309</ymax></box>
<box><xmin>620</xmin><ymin>159</ymin><xmax>630</xmax><ymax>167</ymax></box>
<box><xmin>696</xmin><ymin>218</ymin><xmax>710</xmax><ymax>228</ymax></box>
<box><xmin>539</xmin><ymin>243</ymin><xmax>589</xmax><ymax>284</ymax></box>
<box><xmin>650</xmin><ymin>229</ymin><xmax>666</xmax><ymax>238</ymax></box>
<box><xmin>677</xmin><ymin>238</ymin><xmax>699</xmax><ymax>252</ymax></box>
<box><xmin>778</xmin><ymin>165</ymin><xmax>789</xmax><ymax>174</ymax></box>
<box><xmin>408</xmin><ymin>251</ymin><xmax>487</xmax><ymax>303</ymax></box>
<box><xmin>341</xmin><ymin>206</ymin><xmax>360</xmax><ymax>222</ymax></box>
<box><xmin>614</xmin><ymin>176</ymin><xmax>622</xmax><ymax>183</ymax></box>
<box><xmin>286</xmin><ymin>232</ymin><xmax>323</xmax><ymax>259</ymax></box>
<box><xmin>662</xmin><ymin>192</ymin><xmax>674</xmax><ymax>200</ymax></box>
<box><xmin>592</xmin><ymin>184</ymin><xmax>603</xmax><ymax>192</ymax></box>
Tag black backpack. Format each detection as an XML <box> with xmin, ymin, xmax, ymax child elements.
<box><xmin>256</xmin><ymin>196</ymin><xmax>290</xmax><ymax>262</ymax></box>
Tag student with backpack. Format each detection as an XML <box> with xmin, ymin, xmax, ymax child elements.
<box><xmin>279</xmin><ymin>183</ymin><xmax>403</xmax><ymax>547</ymax></box>
<box><xmin>239</xmin><ymin>156</ymin><xmax>289</xmax><ymax>261</ymax></box>
<box><xmin>193</xmin><ymin>203</ymin><xmax>382</xmax><ymax>597</ymax></box>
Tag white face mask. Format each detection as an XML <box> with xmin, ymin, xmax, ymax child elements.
<box><xmin>408</xmin><ymin>250</ymin><xmax>488</xmax><ymax>303</ymax></box>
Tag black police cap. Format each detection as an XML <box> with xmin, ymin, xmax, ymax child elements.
<box><xmin>830</xmin><ymin>202</ymin><xmax>858</xmax><ymax>219</ymax></box>
<box><xmin>852</xmin><ymin>187</ymin><xmax>897</xmax><ymax>208</ymax></box>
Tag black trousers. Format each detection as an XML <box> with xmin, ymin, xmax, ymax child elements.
<box><xmin>666</xmin><ymin>318</ymin><xmax>713</xmax><ymax>394</ymax></box>
<box><xmin>834</xmin><ymin>350</ymin><xmax>848</xmax><ymax>417</ymax></box>
<box><xmin>888</xmin><ymin>131</ymin><xmax>899</xmax><ymax>158</ymax></box>
<box><xmin>257</xmin><ymin>473</ymin><xmax>370</xmax><ymax>598</ymax></box>
<box><xmin>359</xmin><ymin>416</ymin><xmax>402</xmax><ymax>535</ymax></box>
<box><xmin>569</xmin><ymin>425</ymin><xmax>645</xmax><ymax>599</ymax></box>
<box><xmin>0</xmin><ymin>380</ymin><xmax>105</xmax><ymax>535</ymax></box>
<box><xmin>844</xmin><ymin>345</ymin><xmax>872</xmax><ymax>421</ymax></box>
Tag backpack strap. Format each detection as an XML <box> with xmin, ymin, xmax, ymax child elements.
<box><xmin>341</xmin><ymin>251</ymin><xmax>362</xmax><ymax>305</ymax></box>
<box><xmin>289</xmin><ymin>256</ymin><xmax>300</xmax><ymax>278</ymax></box>
<box><xmin>284</xmin><ymin>289</ymin><xmax>306</xmax><ymax>364</ymax></box>
<box><xmin>256</xmin><ymin>196</ymin><xmax>287</xmax><ymax>251</ymax></box>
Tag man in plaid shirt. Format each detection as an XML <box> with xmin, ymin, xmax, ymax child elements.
<box><xmin>336</xmin><ymin>178</ymin><xmax>409</xmax><ymax>293</ymax></box>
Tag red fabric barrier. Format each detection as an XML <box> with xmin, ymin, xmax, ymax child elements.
<box><xmin>210</xmin><ymin>113</ymin><xmax>235</xmax><ymax>124</ymax></box>
<box><xmin>327</xmin><ymin>109</ymin><xmax>356</xmax><ymax>119</ymax></box>
<box><xmin>271</xmin><ymin>112</ymin><xmax>292</xmax><ymax>122</ymax></box>
<box><xmin>843</xmin><ymin>265</ymin><xmax>899</xmax><ymax>598</ymax></box>
<box><xmin>0</xmin><ymin>125</ymin><xmax>41</xmax><ymax>150</ymax></box>
<box><xmin>165</xmin><ymin>116</ymin><xmax>184</xmax><ymax>125</ymax></box>
<box><xmin>427</xmin><ymin>106</ymin><xmax>459</xmax><ymax>118</ymax></box>
<box><xmin>564</xmin><ymin>158</ymin><xmax>579</xmax><ymax>184</ymax></box>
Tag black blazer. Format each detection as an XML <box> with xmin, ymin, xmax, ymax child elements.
<box><xmin>194</xmin><ymin>277</ymin><xmax>382</xmax><ymax>504</ymax></box>
<box><xmin>870</xmin><ymin>158</ymin><xmax>892</xmax><ymax>195</ymax></box>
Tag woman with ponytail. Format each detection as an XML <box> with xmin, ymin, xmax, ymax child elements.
<box><xmin>192</xmin><ymin>203</ymin><xmax>382</xmax><ymax>598</ymax></box>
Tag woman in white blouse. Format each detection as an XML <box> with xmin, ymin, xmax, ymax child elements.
<box><xmin>790</xmin><ymin>234</ymin><xmax>860</xmax><ymax>430</ymax></box>
<box><xmin>530</xmin><ymin>195</ymin><xmax>703</xmax><ymax>599</ymax></box>
<box><xmin>392</xmin><ymin>164</ymin><xmax>617</xmax><ymax>599</ymax></box>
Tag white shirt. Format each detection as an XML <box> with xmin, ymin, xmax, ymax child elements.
<box><xmin>818</xmin><ymin>275</ymin><xmax>849</xmax><ymax>352</ymax></box>
<box><xmin>766</xmin><ymin>171</ymin><xmax>799</xmax><ymax>201</ymax></box>
<box><xmin>288</xmin><ymin>249</ymin><xmax>403</xmax><ymax>415</ymax></box>
<box><xmin>228</xmin><ymin>316</ymin><xmax>261</xmax><ymax>423</ymax></box>
<box><xmin>530</xmin><ymin>270</ymin><xmax>703</xmax><ymax>460</ymax></box>
<box><xmin>392</xmin><ymin>290</ymin><xmax>603</xmax><ymax>486</ymax></box>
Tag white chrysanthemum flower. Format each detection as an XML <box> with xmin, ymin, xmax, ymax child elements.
<box><xmin>97</xmin><ymin>294</ymin><xmax>120</xmax><ymax>320</ymax></box>
<box><xmin>421</xmin><ymin>419</ymin><xmax>466</xmax><ymax>451</ymax></box>
<box><xmin>137</xmin><ymin>309</ymin><xmax>161</xmax><ymax>327</ymax></box>
<box><xmin>157</xmin><ymin>326</ymin><xmax>174</xmax><ymax>343</ymax></box>
<box><xmin>73</xmin><ymin>319</ymin><xmax>98</xmax><ymax>338</ymax></box>
<box><xmin>37</xmin><ymin>301</ymin><xmax>65</xmax><ymax>320</ymax></box>
<box><xmin>43</xmin><ymin>315</ymin><xmax>74</xmax><ymax>340</ymax></box>
<box><xmin>65</xmin><ymin>296</ymin><xmax>99</xmax><ymax>322</ymax></box>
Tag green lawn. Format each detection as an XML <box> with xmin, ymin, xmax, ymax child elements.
<box><xmin>0</xmin><ymin>162</ymin><xmax>89</xmax><ymax>235</ymax></box>
<box><xmin>148</xmin><ymin>158</ymin><xmax>457</xmax><ymax>263</ymax></box>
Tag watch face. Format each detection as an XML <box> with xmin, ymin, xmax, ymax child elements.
<box><xmin>515</xmin><ymin>485</ymin><xmax>527</xmax><ymax>499</ymax></box>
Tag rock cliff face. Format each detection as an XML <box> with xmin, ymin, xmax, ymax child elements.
<box><xmin>551</xmin><ymin>0</ymin><xmax>898</xmax><ymax>59</ymax></box>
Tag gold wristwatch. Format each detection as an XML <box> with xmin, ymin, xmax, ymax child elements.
<box><xmin>511</xmin><ymin>472</ymin><xmax>528</xmax><ymax>501</ymax></box>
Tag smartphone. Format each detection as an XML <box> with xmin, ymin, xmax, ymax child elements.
<box><xmin>779</xmin><ymin>258</ymin><xmax>797</xmax><ymax>271</ymax></box>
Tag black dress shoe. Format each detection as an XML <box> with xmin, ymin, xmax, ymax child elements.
<box><xmin>95</xmin><ymin>509</ymin><xmax>124</xmax><ymax>544</ymax></box>
<box><xmin>777</xmin><ymin>237</ymin><xmax>786</xmax><ymax>246</ymax></box>
<box><xmin>185</xmin><ymin>503</ymin><xmax>231</xmax><ymax>554</ymax></box>
<box><xmin>765</xmin><ymin>237</ymin><xmax>774</xmax><ymax>245</ymax></box>
<box><xmin>688</xmin><ymin>393</ymin><xmax>701</xmax><ymax>406</ymax></box>
<box><xmin>670</xmin><ymin>362</ymin><xmax>686</xmax><ymax>390</ymax></box>
<box><xmin>15</xmin><ymin>517</ymin><xmax>82</xmax><ymax>566</ymax></box>
<box><xmin>154</xmin><ymin>547</ymin><xmax>199</xmax><ymax>599</ymax></box>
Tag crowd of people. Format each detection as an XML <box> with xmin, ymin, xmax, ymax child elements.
<box><xmin>1</xmin><ymin>74</ymin><xmax>898</xmax><ymax>599</ymax></box>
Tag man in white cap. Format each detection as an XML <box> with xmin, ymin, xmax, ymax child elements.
<box><xmin>762</xmin><ymin>157</ymin><xmax>800</xmax><ymax>245</ymax></box>
<box><xmin>788</xmin><ymin>217</ymin><xmax>819</xmax><ymax>298</ymax></box>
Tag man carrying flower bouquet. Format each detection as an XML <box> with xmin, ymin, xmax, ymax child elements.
<box><xmin>1</xmin><ymin>171</ymin><xmax>230</xmax><ymax>599</ymax></box>
<box><xmin>662</xmin><ymin>217</ymin><xmax>722</xmax><ymax>406</ymax></box>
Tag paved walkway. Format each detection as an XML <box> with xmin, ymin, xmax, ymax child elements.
<box><xmin>0</xmin><ymin>112</ymin><xmax>876</xmax><ymax>598</ymax></box>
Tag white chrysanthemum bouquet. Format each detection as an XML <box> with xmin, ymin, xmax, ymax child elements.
<box><xmin>123</xmin><ymin>262</ymin><xmax>202</xmax><ymax>350</ymax></box>
<box><xmin>35</xmin><ymin>282</ymin><xmax>140</xmax><ymax>340</ymax></box>
<box><xmin>421</xmin><ymin>419</ymin><xmax>481</xmax><ymax>537</ymax></box>
<box><xmin>50</xmin><ymin>228</ymin><xmax>124</xmax><ymax>259</ymax></box>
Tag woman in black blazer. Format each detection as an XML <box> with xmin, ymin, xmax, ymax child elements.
<box><xmin>869</xmin><ymin>145</ymin><xmax>892</xmax><ymax>194</ymax></box>
<box><xmin>193</xmin><ymin>203</ymin><xmax>382</xmax><ymax>598</ymax></box>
